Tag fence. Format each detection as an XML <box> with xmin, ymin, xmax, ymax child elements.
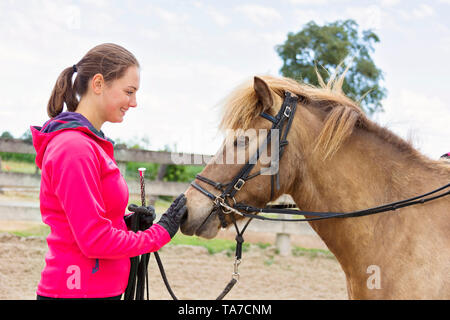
<box><xmin>0</xmin><ymin>138</ymin><xmax>320</xmax><ymax>255</ymax></box>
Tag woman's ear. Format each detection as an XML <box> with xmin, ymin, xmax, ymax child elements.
<box><xmin>253</xmin><ymin>76</ymin><xmax>273</xmax><ymax>112</ymax></box>
<box><xmin>91</xmin><ymin>73</ymin><xmax>105</xmax><ymax>95</ymax></box>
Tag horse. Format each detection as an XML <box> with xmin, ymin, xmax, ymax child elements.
<box><xmin>181</xmin><ymin>74</ymin><xmax>450</xmax><ymax>299</ymax></box>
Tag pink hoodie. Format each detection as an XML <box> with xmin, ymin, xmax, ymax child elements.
<box><xmin>31</xmin><ymin>112</ymin><xmax>171</xmax><ymax>298</ymax></box>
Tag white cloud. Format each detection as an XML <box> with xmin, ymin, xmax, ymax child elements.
<box><xmin>345</xmin><ymin>5</ymin><xmax>382</xmax><ymax>30</ymax></box>
<box><xmin>288</xmin><ymin>0</ymin><xmax>329</xmax><ymax>4</ymax></box>
<box><xmin>412</xmin><ymin>4</ymin><xmax>434</xmax><ymax>18</ymax></box>
<box><xmin>292</xmin><ymin>9</ymin><xmax>323</xmax><ymax>26</ymax></box>
<box><xmin>399</xmin><ymin>4</ymin><xmax>435</xmax><ymax>20</ymax></box>
<box><xmin>235</xmin><ymin>4</ymin><xmax>281</xmax><ymax>27</ymax></box>
<box><xmin>373</xmin><ymin>89</ymin><xmax>450</xmax><ymax>159</ymax></box>
<box><xmin>380</xmin><ymin>0</ymin><xmax>401</xmax><ymax>7</ymax></box>
<box><xmin>292</xmin><ymin>5</ymin><xmax>382</xmax><ymax>31</ymax></box>
<box><xmin>205</xmin><ymin>6</ymin><xmax>230</xmax><ymax>27</ymax></box>
<box><xmin>151</xmin><ymin>6</ymin><xmax>189</xmax><ymax>24</ymax></box>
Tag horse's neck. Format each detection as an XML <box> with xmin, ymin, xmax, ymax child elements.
<box><xmin>290</xmin><ymin>128</ymin><xmax>448</xmax><ymax>289</ymax></box>
<box><xmin>293</xmin><ymin>129</ymin><xmax>444</xmax><ymax>211</ymax></box>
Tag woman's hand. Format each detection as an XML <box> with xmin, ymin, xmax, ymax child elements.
<box><xmin>125</xmin><ymin>204</ymin><xmax>156</xmax><ymax>231</ymax></box>
<box><xmin>156</xmin><ymin>194</ymin><xmax>188</xmax><ymax>238</ymax></box>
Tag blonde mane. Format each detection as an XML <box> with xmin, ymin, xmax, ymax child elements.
<box><xmin>219</xmin><ymin>73</ymin><xmax>432</xmax><ymax>163</ymax></box>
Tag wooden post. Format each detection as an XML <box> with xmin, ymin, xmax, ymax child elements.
<box><xmin>276</xmin><ymin>233</ymin><xmax>291</xmax><ymax>256</ymax></box>
<box><xmin>148</xmin><ymin>164</ymin><xmax>168</xmax><ymax>205</ymax></box>
<box><xmin>117</xmin><ymin>161</ymin><xmax>127</xmax><ymax>177</ymax></box>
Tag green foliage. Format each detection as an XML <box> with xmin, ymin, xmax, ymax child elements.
<box><xmin>116</xmin><ymin>136</ymin><xmax>202</xmax><ymax>183</ymax></box>
<box><xmin>0</xmin><ymin>152</ymin><xmax>35</xmax><ymax>163</ymax></box>
<box><xmin>20</xmin><ymin>130</ymin><xmax>33</xmax><ymax>144</ymax></box>
<box><xmin>0</xmin><ymin>131</ymin><xmax>14</xmax><ymax>139</ymax></box>
<box><xmin>7</xmin><ymin>225</ymin><xmax>50</xmax><ymax>238</ymax></box>
<box><xmin>125</xmin><ymin>162</ymin><xmax>159</xmax><ymax>180</ymax></box>
<box><xmin>169</xmin><ymin>233</ymin><xmax>250</xmax><ymax>255</ymax></box>
<box><xmin>291</xmin><ymin>246</ymin><xmax>335</xmax><ymax>259</ymax></box>
<box><xmin>276</xmin><ymin>19</ymin><xmax>386</xmax><ymax>115</ymax></box>
<box><xmin>0</xmin><ymin>129</ymin><xmax>203</xmax><ymax>183</ymax></box>
<box><xmin>163</xmin><ymin>165</ymin><xmax>203</xmax><ymax>182</ymax></box>
<box><xmin>0</xmin><ymin>130</ymin><xmax>35</xmax><ymax>163</ymax></box>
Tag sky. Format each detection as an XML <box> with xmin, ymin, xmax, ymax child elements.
<box><xmin>0</xmin><ymin>0</ymin><xmax>449</xmax><ymax>159</ymax></box>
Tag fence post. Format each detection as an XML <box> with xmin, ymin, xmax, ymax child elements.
<box><xmin>148</xmin><ymin>164</ymin><xmax>168</xmax><ymax>205</ymax></box>
<box><xmin>0</xmin><ymin>155</ymin><xmax>2</xmax><ymax>194</ymax></box>
<box><xmin>276</xmin><ymin>233</ymin><xmax>291</xmax><ymax>256</ymax></box>
<box><xmin>117</xmin><ymin>161</ymin><xmax>127</xmax><ymax>177</ymax></box>
<box><xmin>274</xmin><ymin>194</ymin><xmax>293</xmax><ymax>256</ymax></box>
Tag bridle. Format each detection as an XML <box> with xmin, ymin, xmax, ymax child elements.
<box><xmin>191</xmin><ymin>91</ymin><xmax>300</xmax><ymax>229</ymax></box>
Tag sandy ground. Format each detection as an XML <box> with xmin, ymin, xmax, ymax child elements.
<box><xmin>0</xmin><ymin>227</ymin><xmax>347</xmax><ymax>300</ymax></box>
<box><xmin>0</xmin><ymin>192</ymin><xmax>348</xmax><ymax>300</ymax></box>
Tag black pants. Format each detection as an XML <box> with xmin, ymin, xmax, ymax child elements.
<box><xmin>36</xmin><ymin>294</ymin><xmax>122</xmax><ymax>300</ymax></box>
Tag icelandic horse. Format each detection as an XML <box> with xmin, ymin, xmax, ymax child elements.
<box><xmin>181</xmin><ymin>74</ymin><xmax>450</xmax><ymax>299</ymax></box>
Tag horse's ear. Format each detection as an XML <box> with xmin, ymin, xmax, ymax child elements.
<box><xmin>253</xmin><ymin>76</ymin><xmax>273</xmax><ymax>111</ymax></box>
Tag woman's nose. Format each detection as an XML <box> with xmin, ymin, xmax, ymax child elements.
<box><xmin>129</xmin><ymin>96</ymin><xmax>137</xmax><ymax>108</ymax></box>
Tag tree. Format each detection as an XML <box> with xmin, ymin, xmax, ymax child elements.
<box><xmin>276</xmin><ymin>19</ymin><xmax>386</xmax><ymax>115</ymax></box>
<box><xmin>20</xmin><ymin>130</ymin><xmax>33</xmax><ymax>144</ymax></box>
<box><xmin>0</xmin><ymin>131</ymin><xmax>14</xmax><ymax>139</ymax></box>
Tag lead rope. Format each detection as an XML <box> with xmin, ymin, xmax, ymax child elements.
<box><xmin>153</xmin><ymin>211</ymin><xmax>253</xmax><ymax>300</ymax></box>
<box><xmin>125</xmin><ymin>168</ymin><xmax>252</xmax><ymax>300</ymax></box>
<box><xmin>124</xmin><ymin>168</ymin><xmax>151</xmax><ymax>300</ymax></box>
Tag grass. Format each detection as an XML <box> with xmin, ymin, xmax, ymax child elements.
<box><xmin>168</xmin><ymin>232</ymin><xmax>251</xmax><ymax>255</ymax></box>
<box><xmin>292</xmin><ymin>246</ymin><xmax>335</xmax><ymax>259</ymax></box>
<box><xmin>1</xmin><ymin>223</ymin><xmax>333</xmax><ymax>260</ymax></box>
<box><xmin>6</xmin><ymin>224</ymin><xmax>50</xmax><ymax>238</ymax></box>
<box><xmin>1</xmin><ymin>160</ymin><xmax>39</xmax><ymax>174</ymax></box>
<box><xmin>0</xmin><ymin>223</ymin><xmax>251</xmax><ymax>256</ymax></box>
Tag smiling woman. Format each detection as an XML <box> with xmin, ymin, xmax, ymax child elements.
<box><xmin>47</xmin><ymin>43</ymin><xmax>140</xmax><ymax>129</ymax></box>
<box><xmin>30</xmin><ymin>43</ymin><xmax>188</xmax><ymax>300</ymax></box>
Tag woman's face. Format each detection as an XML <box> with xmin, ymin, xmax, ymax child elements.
<box><xmin>101</xmin><ymin>65</ymin><xmax>140</xmax><ymax>123</ymax></box>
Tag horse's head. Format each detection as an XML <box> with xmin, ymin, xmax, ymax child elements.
<box><xmin>182</xmin><ymin>75</ymin><xmax>362</xmax><ymax>238</ymax></box>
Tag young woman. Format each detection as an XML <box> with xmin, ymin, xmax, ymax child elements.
<box><xmin>31</xmin><ymin>43</ymin><xmax>187</xmax><ymax>299</ymax></box>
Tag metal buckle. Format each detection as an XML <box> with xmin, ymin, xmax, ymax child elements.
<box><xmin>232</xmin><ymin>258</ymin><xmax>241</xmax><ymax>281</ymax></box>
<box><xmin>234</xmin><ymin>178</ymin><xmax>245</xmax><ymax>191</ymax></box>
<box><xmin>284</xmin><ymin>106</ymin><xmax>291</xmax><ymax>117</ymax></box>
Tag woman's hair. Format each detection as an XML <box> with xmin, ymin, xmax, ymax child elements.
<box><xmin>47</xmin><ymin>43</ymin><xmax>140</xmax><ymax>117</ymax></box>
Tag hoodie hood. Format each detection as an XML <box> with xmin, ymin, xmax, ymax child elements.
<box><xmin>31</xmin><ymin>112</ymin><xmax>115</xmax><ymax>169</ymax></box>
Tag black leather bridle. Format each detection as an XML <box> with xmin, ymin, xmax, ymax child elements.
<box><xmin>191</xmin><ymin>91</ymin><xmax>300</xmax><ymax>230</ymax></box>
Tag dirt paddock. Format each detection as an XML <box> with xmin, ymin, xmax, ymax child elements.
<box><xmin>0</xmin><ymin>225</ymin><xmax>347</xmax><ymax>300</ymax></box>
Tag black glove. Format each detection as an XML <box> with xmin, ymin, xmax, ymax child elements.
<box><xmin>156</xmin><ymin>194</ymin><xmax>187</xmax><ymax>238</ymax></box>
<box><xmin>125</xmin><ymin>204</ymin><xmax>156</xmax><ymax>231</ymax></box>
